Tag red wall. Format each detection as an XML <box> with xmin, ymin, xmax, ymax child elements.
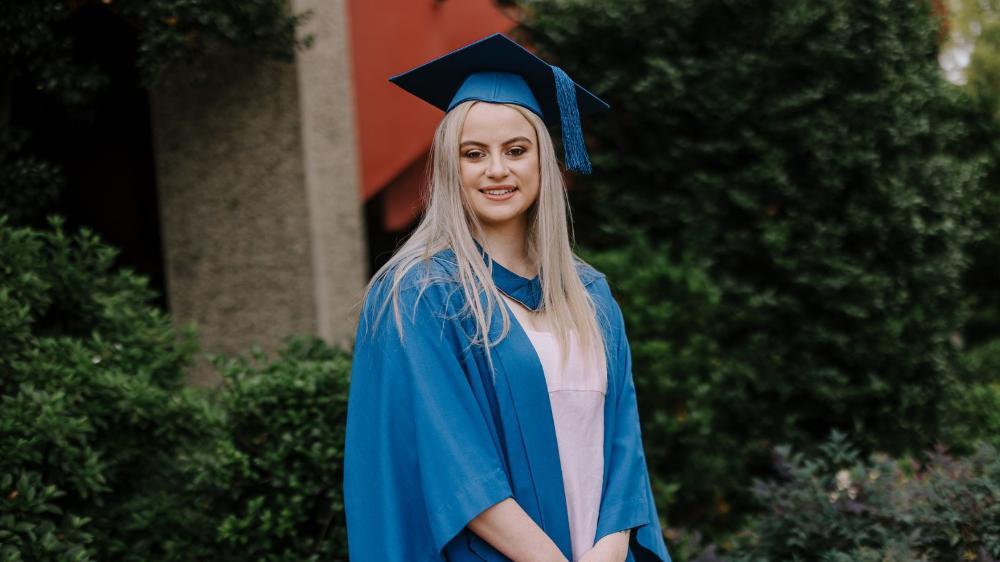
<box><xmin>347</xmin><ymin>1</ymin><xmax>515</xmax><ymax>230</ymax></box>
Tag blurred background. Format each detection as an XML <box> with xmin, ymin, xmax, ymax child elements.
<box><xmin>1</xmin><ymin>0</ymin><xmax>997</xmax><ymax>560</ymax></box>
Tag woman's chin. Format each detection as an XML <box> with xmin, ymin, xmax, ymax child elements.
<box><xmin>475</xmin><ymin>209</ymin><xmax>528</xmax><ymax>230</ymax></box>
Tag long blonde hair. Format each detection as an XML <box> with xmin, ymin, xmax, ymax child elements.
<box><xmin>361</xmin><ymin>100</ymin><xmax>604</xmax><ymax>372</ymax></box>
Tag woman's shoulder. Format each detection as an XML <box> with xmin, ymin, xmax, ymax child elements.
<box><xmin>573</xmin><ymin>257</ymin><xmax>607</xmax><ymax>289</ymax></box>
<box><xmin>358</xmin><ymin>253</ymin><xmax>465</xmax><ymax>341</ymax></box>
<box><xmin>364</xmin><ymin>251</ymin><xmax>462</xmax><ymax>309</ymax></box>
<box><xmin>573</xmin><ymin>258</ymin><xmax>624</xmax><ymax>324</ymax></box>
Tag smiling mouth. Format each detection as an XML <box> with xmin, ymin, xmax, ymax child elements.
<box><xmin>480</xmin><ymin>186</ymin><xmax>518</xmax><ymax>196</ymax></box>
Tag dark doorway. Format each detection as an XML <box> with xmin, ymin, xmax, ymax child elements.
<box><xmin>364</xmin><ymin>190</ymin><xmax>418</xmax><ymax>278</ymax></box>
<box><xmin>8</xmin><ymin>5</ymin><xmax>167</xmax><ymax>309</ymax></box>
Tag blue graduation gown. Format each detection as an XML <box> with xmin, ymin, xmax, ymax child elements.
<box><xmin>343</xmin><ymin>248</ymin><xmax>672</xmax><ymax>561</ymax></box>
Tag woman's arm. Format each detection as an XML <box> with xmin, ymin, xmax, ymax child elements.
<box><xmin>468</xmin><ymin>498</ymin><xmax>569</xmax><ymax>562</ymax></box>
<box><xmin>580</xmin><ymin>529</ymin><xmax>630</xmax><ymax>561</ymax></box>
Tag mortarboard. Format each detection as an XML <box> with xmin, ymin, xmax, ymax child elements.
<box><xmin>388</xmin><ymin>33</ymin><xmax>609</xmax><ymax>174</ymax></box>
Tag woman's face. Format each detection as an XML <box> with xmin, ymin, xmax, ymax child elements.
<box><xmin>459</xmin><ymin>102</ymin><xmax>541</xmax><ymax>232</ymax></box>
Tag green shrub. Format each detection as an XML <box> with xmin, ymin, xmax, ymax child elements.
<box><xmin>0</xmin><ymin>215</ymin><xmax>208</xmax><ymax>561</ymax></box>
<box><xmin>522</xmin><ymin>0</ymin><xmax>990</xmax><ymax>536</ymax></box>
<box><xmin>582</xmin><ymin>237</ymin><xmax>751</xmax><ymax>527</ymax></box>
<box><xmin>190</xmin><ymin>337</ymin><xmax>352</xmax><ymax>561</ymax></box>
<box><xmin>961</xmin><ymin>94</ymin><xmax>1000</xmax><ymax>350</ymax></box>
<box><xmin>0</xmin><ymin>131</ymin><xmax>62</xmax><ymax>227</ymax></box>
<box><xmin>942</xmin><ymin>337</ymin><xmax>1000</xmax><ymax>452</ymax></box>
<box><xmin>728</xmin><ymin>432</ymin><xmax>1000</xmax><ymax>562</ymax></box>
<box><xmin>1</xmin><ymin>216</ymin><xmax>353</xmax><ymax>560</ymax></box>
<box><xmin>955</xmin><ymin>92</ymin><xmax>1000</xmax><ymax>456</ymax></box>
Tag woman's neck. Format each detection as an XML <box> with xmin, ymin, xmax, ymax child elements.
<box><xmin>478</xmin><ymin>222</ymin><xmax>535</xmax><ymax>278</ymax></box>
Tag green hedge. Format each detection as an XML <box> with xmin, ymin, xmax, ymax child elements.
<box><xmin>581</xmin><ymin>239</ymin><xmax>737</xmax><ymax>523</ymax></box>
<box><xmin>729</xmin><ymin>432</ymin><xmax>999</xmax><ymax>562</ymax></box>
<box><xmin>0</xmin><ymin>217</ymin><xmax>351</xmax><ymax>560</ymax></box>
<box><xmin>192</xmin><ymin>338</ymin><xmax>351</xmax><ymax>562</ymax></box>
<box><xmin>0</xmin><ymin>215</ymin><xmax>207</xmax><ymax>560</ymax></box>
<box><xmin>521</xmin><ymin>0</ymin><xmax>995</xmax><ymax>537</ymax></box>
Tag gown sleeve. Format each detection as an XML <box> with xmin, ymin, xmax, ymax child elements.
<box><xmin>343</xmin><ymin>268</ymin><xmax>514</xmax><ymax>561</ymax></box>
<box><xmin>594</xmin><ymin>279</ymin><xmax>673</xmax><ymax>562</ymax></box>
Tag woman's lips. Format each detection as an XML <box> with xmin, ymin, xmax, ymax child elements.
<box><xmin>479</xmin><ymin>186</ymin><xmax>518</xmax><ymax>201</ymax></box>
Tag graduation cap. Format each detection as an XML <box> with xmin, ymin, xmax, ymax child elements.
<box><xmin>389</xmin><ymin>33</ymin><xmax>609</xmax><ymax>174</ymax></box>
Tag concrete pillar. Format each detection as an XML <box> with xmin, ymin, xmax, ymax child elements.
<box><xmin>151</xmin><ymin>0</ymin><xmax>366</xmax><ymax>386</ymax></box>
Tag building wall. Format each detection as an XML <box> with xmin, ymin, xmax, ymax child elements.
<box><xmin>293</xmin><ymin>0</ymin><xmax>368</xmax><ymax>350</ymax></box>
<box><xmin>151</xmin><ymin>0</ymin><xmax>365</xmax><ymax>386</ymax></box>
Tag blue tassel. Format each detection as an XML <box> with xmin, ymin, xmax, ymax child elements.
<box><xmin>551</xmin><ymin>65</ymin><xmax>592</xmax><ymax>175</ymax></box>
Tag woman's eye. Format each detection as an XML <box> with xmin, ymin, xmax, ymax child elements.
<box><xmin>508</xmin><ymin>147</ymin><xmax>526</xmax><ymax>156</ymax></box>
<box><xmin>464</xmin><ymin>150</ymin><xmax>484</xmax><ymax>159</ymax></box>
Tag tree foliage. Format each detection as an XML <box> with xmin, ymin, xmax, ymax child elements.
<box><xmin>947</xmin><ymin>0</ymin><xmax>1000</xmax><ymax>111</ymax></box>
<box><xmin>0</xmin><ymin>0</ymin><xmax>310</xmax><ymax>225</ymax></box>
<box><xmin>518</xmin><ymin>0</ymin><xmax>993</xmax><ymax>536</ymax></box>
<box><xmin>1</xmin><ymin>0</ymin><xmax>309</xmax><ymax>106</ymax></box>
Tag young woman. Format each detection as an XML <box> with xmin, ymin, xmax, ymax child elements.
<box><xmin>343</xmin><ymin>34</ymin><xmax>671</xmax><ymax>562</ymax></box>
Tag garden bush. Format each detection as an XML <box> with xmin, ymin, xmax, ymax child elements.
<box><xmin>942</xmin><ymin>337</ymin><xmax>1000</xmax><ymax>452</ymax></box>
<box><xmin>0</xmin><ymin>216</ymin><xmax>352</xmax><ymax>560</ymax></box>
<box><xmin>961</xmin><ymin>93</ymin><xmax>1000</xmax><ymax>350</ymax></box>
<box><xmin>188</xmin><ymin>336</ymin><xmax>352</xmax><ymax>562</ymax></box>
<box><xmin>581</xmin><ymin>237</ymin><xmax>750</xmax><ymax>525</ymax></box>
<box><xmin>726</xmin><ymin>432</ymin><xmax>999</xmax><ymax>562</ymax></box>
<box><xmin>520</xmin><ymin>0</ymin><xmax>992</xmax><ymax>536</ymax></box>
<box><xmin>0</xmin><ymin>215</ymin><xmax>209</xmax><ymax>561</ymax></box>
<box><xmin>952</xmin><ymin>91</ymin><xmax>1000</xmax><ymax>456</ymax></box>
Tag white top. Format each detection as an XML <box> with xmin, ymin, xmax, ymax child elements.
<box><xmin>501</xmin><ymin>295</ymin><xmax>608</xmax><ymax>561</ymax></box>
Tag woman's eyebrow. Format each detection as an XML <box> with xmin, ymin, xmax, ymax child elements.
<box><xmin>460</xmin><ymin>136</ymin><xmax>534</xmax><ymax>147</ymax></box>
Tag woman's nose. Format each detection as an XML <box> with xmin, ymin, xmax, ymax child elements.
<box><xmin>486</xmin><ymin>154</ymin><xmax>508</xmax><ymax>177</ymax></box>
